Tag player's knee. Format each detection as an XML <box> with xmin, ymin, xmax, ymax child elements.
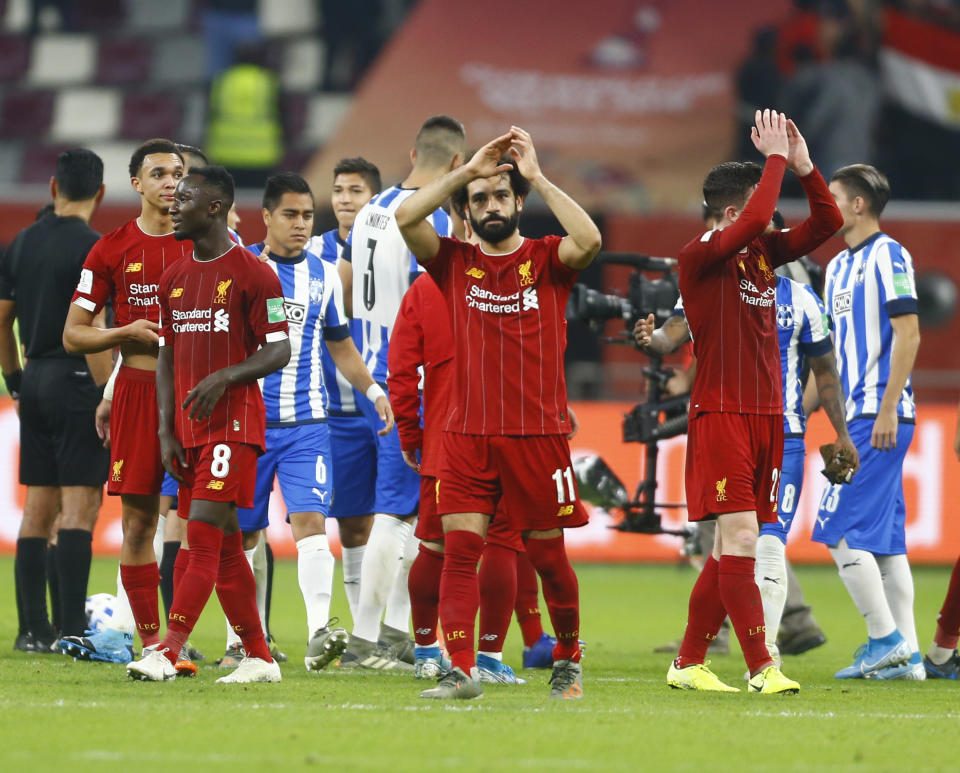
<box><xmin>725</xmin><ymin>527</ymin><xmax>758</xmax><ymax>556</ymax></box>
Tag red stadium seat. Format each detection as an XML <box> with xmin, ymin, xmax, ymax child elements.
<box><xmin>118</xmin><ymin>92</ymin><xmax>183</xmax><ymax>140</ymax></box>
<box><xmin>0</xmin><ymin>91</ymin><xmax>55</xmax><ymax>138</ymax></box>
<box><xmin>0</xmin><ymin>36</ymin><xmax>31</xmax><ymax>81</ymax></box>
<box><xmin>281</xmin><ymin>94</ymin><xmax>308</xmax><ymax>143</ymax></box>
<box><xmin>96</xmin><ymin>37</ymin><xmax>152</xmax><ymax>84</ymax></box>
<box><xmin>20</xmin><ymin>145</ymin><xmax>71</xmax><ymax>185</ymax></box>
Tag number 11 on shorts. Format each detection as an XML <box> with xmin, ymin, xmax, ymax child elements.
<box><xmin>552</xmin><ymin>465</ymin><xmax>575</xmax><ymax>504</ymax></box>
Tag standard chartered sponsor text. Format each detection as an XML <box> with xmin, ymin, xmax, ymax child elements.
<box><xmin>467</xmin><ymin>284</ymin><xmax>521</xmax><ymax>314</ymax></box>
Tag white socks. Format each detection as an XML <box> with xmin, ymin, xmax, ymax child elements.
<box><xmin>351</xmin><ymin>514</ymin><xmax>412</xmax><ymax>643</ymax></box>
<box><xmin>153</xmin><ymin>514</ymin><xmax>165</xmax><ymax>565</ymax></box>
<box><xmin>341</xmin><ymin>544</ymin><xmax>365</xmax><ymax>621</ymax></box>
<box><xmin>252</xmin><ymin>537</ymin><xmax>268</xmax><ymax>632</ymax></box>
<box><xmin>111</xmin><ymin>564</ymin><xmax>136</xmax><ymax>635</ymax></box>
<box><xmin>877</xmin><ymin>553</ymin><xmax>919</xmax><ymax>652</ymax></box>
<box><xmin>296</xmin><ymin>534</ymin><xmax>335</xmax><ymax>636</ymax></box>
<box><xmin>755</xmin><ymin>533</ymin><xmax>787</xmax><ymax>650</ymax></box>
<box><xmin>382</xmin><ymin>518</ymin><xmax>419</xmax><ymax>633</ymax></box>
<box><xmin>829</xmin><ymin>538</ymin><xmax>897</xmax><ymax>639</ymax></box>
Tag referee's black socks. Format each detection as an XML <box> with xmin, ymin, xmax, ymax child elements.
<box><xmin>15</xmin><ymin>537</ymin><xmax>55</xmax><ymax>639</ymax></box>
<box><xmin>56</xmin><ymin>529</ymin><xmax>92</xmax><ymax>637</ymax></box>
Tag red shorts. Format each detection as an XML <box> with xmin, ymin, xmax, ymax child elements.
<box><xmin>417</xmin><ymin>474</ymin><xmax>524</xmax><ymax>551</ymax></box>
<box><xmin>176</xmin><ymin>442</ymin><xmax>258</xmax><ymax>520</ymax></box>
<box><xmin>108</xmin><ymin>366</ymin><xmax>163</xmax><ymax>496</ymax></box>
<box><xmin>685</xmin><ymin>412</ymin><xmax>783</xmax><ymax>524</ymax></box>
<box><xmin>437</xmin><ymin>433</ymin><xmax>589</xmax><ymax>533</ymax></box>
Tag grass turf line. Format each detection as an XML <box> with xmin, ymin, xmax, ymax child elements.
<box><xmin>1</xmin><ymin>558</ymin><xmax>959</xmax><ymax>772</ymax></box>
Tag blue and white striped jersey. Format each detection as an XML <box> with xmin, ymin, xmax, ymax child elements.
<box><xmin>343</xmin><ymin>185</ymin><xmax>451</xmax><ymax>383</ymax></box>
<box><xmin>824</xmin><ymin>232</ymin><xmax>918</xmax><ymax>422</ymax></box>
<box><xmin>309</xmin><ymin>230</ymin><xmax>366</xmax><ymax>416</ymax></box>
<box><xmin>776</xmin><ymin>275</ymin><xmax>832</xmax><ymax>436</ymax></box>
<box><xmin>249</xmin><ymin>242</ymin><xmax>351</xmax><ymax>426</ymax></box>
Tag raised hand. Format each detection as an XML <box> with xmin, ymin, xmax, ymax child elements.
<box><xmin>750</xmin><ymin>109</ymin><xmax>789</xmax><ymax>160</ymax></box>
<box><xmin>465</xmin><ymin>132</ymin><xmax>516</xmax><ymax>180</ymax></box>
<box><xmin>508</xmin><ymin>126</ymin><xmax>542</xmax><ymax>182</ymax></box>
<box><xmin>785</xmin><ymin>119</ymin><xmax>813</xmax><ymax>176</ymax></box>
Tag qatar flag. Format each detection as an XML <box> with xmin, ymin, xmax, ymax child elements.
<box><xmin>880</xmin><ymin>9</ymin><xmax>960</xmax><ymax>129</ymax></box>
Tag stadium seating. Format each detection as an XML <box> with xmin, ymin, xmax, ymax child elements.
<box><xmin>95</xmin><ymin>38</ymin><xmax>153</xmax><ymax>85</ymax></box>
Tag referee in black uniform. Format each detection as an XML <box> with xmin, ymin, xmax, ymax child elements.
<box><xmin>0</xmin><ymin>149</ymin><xmax>113</xmax><ymax>651</ymax></box>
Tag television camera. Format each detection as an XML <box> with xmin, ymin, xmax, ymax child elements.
<box><xmin>566</xmin><ymin>253</ymin><xmax>690</xmax><ymax>538</ymax></box>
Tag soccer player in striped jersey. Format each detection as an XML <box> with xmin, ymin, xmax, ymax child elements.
<box><xmin>224</xmin><ymin>173</ymin><xmax>393</xmax><ymax>671</ymax></box>
<box><xmin>397</xmin><ymin>127</ymin><xmax>600</xmax><ymax>700</ymax></box>
<box><xmin>337</xmin><ymin>117</ymin><xmax>466</xmax><ymax>669</ymax></box>
<box><xmin>307</xmin><ymin>157</ymin><xmax>384</xmax><ymax>624</ymax></box>
<box><xmin>815</xmin><ymin>164</ymin><xmax>923</xmax><ymax>680</ymax></box>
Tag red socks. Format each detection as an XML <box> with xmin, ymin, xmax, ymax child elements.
<box><xmin>173</xmin><ymin>545</ymin><xmax>189</xmax><ymax>596</ymax></box>
<box><xmin>120</xmin><ymin>562</ymin><xmax>162</xmax><ymax>648</ymax></box>
<box><xmin>215</xmin><ymin>530</ymin><xmax>272</xmax><ymax>662</ymax></box>
<box><xmin>515</xmin><ymin>550</ymin><xmax>544</xmax><ymax>647</ymax></box>
<box><xmin>439</xmin><ymin>530</ymin><xmax>485</xmax><ymax>673</ymax></box>
<box><xmin>161</xmin><ymin>521</ymin><xmax>222</xmax><ymax>662</ymax></box>
<box><xmin>524</xmin><ymin>535</ymin><xmax>581</xmax><ymax>662</ymax></box>
<box><xmin>718</xmin><ymin>554</ymin><xmax>773</xmax><ymax>675</ymax></box>
<box><xmin>477</xmin><ymin>543</ymin><xmax>517</xmax><ymax>654</ymax></box>
<box><xmin>676</xmin><ymin>555</ymin><xmax>726</xmax><ymax>668</ymax></box>
<box><xmin>409</xmin><ymin>543</ymin><xmax>444</xmax><ymax>646</ymax></box>
<box><xmin>935</xmin><ymin>555</ymin><xmax>960</xmax><ymax>649</ymax></box>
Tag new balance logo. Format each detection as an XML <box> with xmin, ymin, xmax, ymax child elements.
<box><xmin>521</xmin><ymin>286</ymin><xmax>539</xmax><ymax>310</ymax></box>
<box><xmin>125</xmin><ymin>262</ymin><xmax>142</xmax><ymax>272</ymax></box>
<box><xmin>414</xmin><ymin>628</ymin><xmax>433</xmax><ymax>636</ymax></box>
<box><xmin>213</xmin><ymin>308</ymin><xmax>230</xmax><ymax>332</ymax></box>
<box><xmin>465</xmin><ymin>267</ymin><xmax>485</xmax><ymax>279</ymax></box>
<box><xmin>480</xmin><ymin>634</ymin><xmax>498</xmax><ymax>641</ymax></box>
<box><xmin>207</xmin><ymin>480</ymin><xmax>224</xmax><ymax>490</ymax></box>
<box><xmin>170</xmin><ymin>287</ymin><xmax>183</xmax><ymax>298</ymax></box>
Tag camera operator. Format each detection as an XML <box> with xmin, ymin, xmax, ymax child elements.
<box><xmin>634</xmin><ymin>203</ymin><xmax>853</xmax><ymax>661</ymax></box>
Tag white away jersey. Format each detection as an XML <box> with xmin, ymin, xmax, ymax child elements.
<box><xmin>824</xmin><ymin>232</ymin><xmax>918</xmax><ymax>422</ymax></box>
<box><xmin>250</xmin><ymin>242</ymin><xmax>351</xmax><ymax>426</ymax></box>
<box><xmin>344</xmin><ymin>185</ymin><xmax>451</xmax><ymax>383</ymax></box>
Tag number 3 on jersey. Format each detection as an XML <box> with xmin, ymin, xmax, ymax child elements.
<box><xmin>362</xmin><ymin>238</ymin><xmax>377</xmax><ymax>311</ymax></box>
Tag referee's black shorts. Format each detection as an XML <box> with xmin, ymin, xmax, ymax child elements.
<box><xmin>19</xmin><ymin>358</ymin><xmax>109</xmax><ymax>487</ymax></box>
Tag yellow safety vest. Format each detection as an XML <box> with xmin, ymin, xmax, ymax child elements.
<box><xmin>206</xmin><ymin>64</ymin><xmax>283</xmax><ymax>168</ymax></box>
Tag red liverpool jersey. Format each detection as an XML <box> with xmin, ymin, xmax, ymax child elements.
<box><xmin>678</xmin><ymin>155</ymin><xmax>842</xmax><ymax>417</ymax></box>
<box><xmin>423</xmin><ymin>235</ymin><xmax>576</xmax><ymax>436</ymax></box>
<box><xmin>387</xmin><ymin>274</ymin><xmax>454</xmax><ymax>477</ymax></box>
<box><xmin>158</xmin><ymin>245</ymin><xmax>289</xmax><ymax>450</ymax></box>
<box><xmin>71</xmin><ymin>219</ymin><xmax>191</xmax><ymax>326</ymax></box>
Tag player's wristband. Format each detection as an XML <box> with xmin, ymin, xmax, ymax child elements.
<box><xmin>365</xmin><ymin>383</ymin><xmax>386</xmax><ymax>404</ymax></box>
<box><xmin>3</xmin><ymin>369</ymin><xmax>22</xmax><ymax>400</ymax></box>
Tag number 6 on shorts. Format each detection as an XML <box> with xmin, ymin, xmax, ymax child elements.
<box><xmin>211</xmin><ymin>443</ymin><xmax>232</xmax><ymax>479</ymax></box>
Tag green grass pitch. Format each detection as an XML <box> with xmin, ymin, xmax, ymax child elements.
<box><xmin>2</xmin><ymin>557</ymin><xmax>959</xmax><ymax>772</ymax></box>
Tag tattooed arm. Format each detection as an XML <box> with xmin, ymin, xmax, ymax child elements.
<box><xmin>808</xmin><ymin>349</ymin><xmax>859</xmax><ymax>472</ymax></box>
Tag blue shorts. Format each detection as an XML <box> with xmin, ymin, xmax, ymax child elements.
<box><xmin>812</xmin><ymin>418</ymin><xmax>913</xmax><ymax>555</ymax></box>
<box><xmin>328</xmin><ymin>413</ymin><xmax>376</xmax><ymax>519</ymax></box>
<box><xmin>760</xmin><ymin>436</ymin><xmax>805</xmax><ymax>545</ymax></box>
<box><xmin>358</xmin><ymin>391</ymin><xmax>420</xmax><ymax>517</ymax></box>
<box><xmin>237</xmin><ymin>423</ymin><xmax>333</xmax><ymax>532</ymax></box>
<box><xmin>160</xmin><ymin>471</ymin><xmax>179</xmax><ymax>499</ymax></box>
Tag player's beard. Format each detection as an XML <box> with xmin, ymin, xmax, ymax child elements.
<box><xmin>471</xmin><ymin>211</ymin><xmax>519</xmax><ymax>244</ymax></box>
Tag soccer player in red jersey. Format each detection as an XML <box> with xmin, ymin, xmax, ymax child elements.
<box><xmin>126</xmin><ymin>165</ymin><xmax>291</xmax><ymax>683</ymax></box>
<box><xmin>666</xmin><ymin>110</ymin><xmax>842</xmax><ymax>694</ymax></box>
<box><xmin>61</xmin><ymin>139</ymin><xmax>191</xmax><ymax>662</ymax></box>
<box><xmin>396</xmin><ymin>127</ymin><xmax>601</xmax><ymax>700</ymax></box>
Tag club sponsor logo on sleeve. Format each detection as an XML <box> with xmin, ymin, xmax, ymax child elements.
<box><xmin>266</xmin><ymin>297</ymin><xmax>286</xmax><ymax>323</ymax></box>
<box><xmin>892</xmin><ymin>273</ymin><xmax>912</xmax><ymax>297</ymax></box>
<box><xmin>77</xmin><ymin>268</ymin><xmax>93</xmax><ymax>294</ymax></box>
